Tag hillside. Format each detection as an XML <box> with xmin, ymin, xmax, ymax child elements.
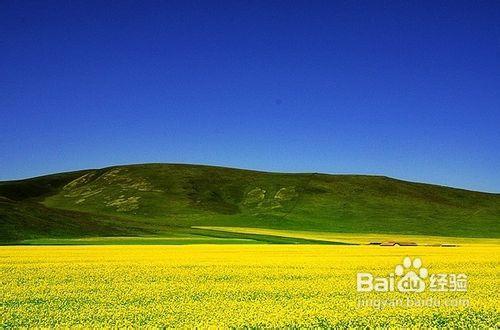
<box><xmin>1</xmin><ymin>163</ymin><xmax>499</xmax><ymax>243</ymax></box>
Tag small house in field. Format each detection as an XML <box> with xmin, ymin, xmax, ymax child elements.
<box><xmin>380</xmin><ymin>241</ymin><xmax>417</xmax><ymax>246</ymax></box>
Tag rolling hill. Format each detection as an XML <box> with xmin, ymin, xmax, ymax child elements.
<box><xmin>1</xmin><ymin>163</ymin><xmax>499</xmax><ymax>244</ymax></box>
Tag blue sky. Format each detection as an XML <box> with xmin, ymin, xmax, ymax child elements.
<box><xmin>1</xmin><ymin>1</ymin><xmax>499</xmax><ymax>192</ymax></box>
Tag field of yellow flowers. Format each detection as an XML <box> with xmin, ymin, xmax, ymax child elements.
<box><xmin>1</xmin><ymin>244</ymin><xmax>499</xmax><ymax>327</ymax></box>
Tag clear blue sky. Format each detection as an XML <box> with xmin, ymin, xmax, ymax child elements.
<box><xmin>1</xmin><ymin>1</ymin><xmax>499</xmax><ymax>192</ymax></box>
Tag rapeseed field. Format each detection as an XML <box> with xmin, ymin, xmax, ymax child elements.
<box><xmin>1</xmin><ymin>245</ymin><xmax>498</xmax><ymax>327</ymax></box>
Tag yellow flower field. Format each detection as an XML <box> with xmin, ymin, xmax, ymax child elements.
<box><xmin>1</xmin><ymin>245</ymin><xmax>499</xmax><ymax>327</ymax></box>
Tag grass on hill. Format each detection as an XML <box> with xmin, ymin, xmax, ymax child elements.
<box><xmin>1</xmin><ymin>163</ymin><xmax>499</xmax><ymax>244</ymax></box>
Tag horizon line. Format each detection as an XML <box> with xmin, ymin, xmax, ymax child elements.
<box><xmin>1</xmin><ymin>161</ymin><xmax>498</xmax><ymax>195</ymax></box>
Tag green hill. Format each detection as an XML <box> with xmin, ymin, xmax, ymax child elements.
<box><xmin>1</xmin><ymin>163</ymin><xmax>499</xmax><ymax>243</ymax></box>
